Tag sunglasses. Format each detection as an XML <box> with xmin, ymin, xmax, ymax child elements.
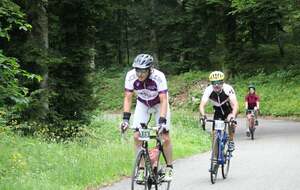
<box><xmin>211</xmin><ymin>80</ymin><xmax>224</xmax><ymax>85</ymax></box>
<box><xmin>135</xmin><ymin>68</ymin><xmax>149</xmax><ymax>74</ymax></box>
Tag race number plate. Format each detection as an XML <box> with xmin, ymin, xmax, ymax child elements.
<box><xmin>214</xmin><ymin>120</ymin><xmax>225</xmax><ymax>130</ymax></box>
<box><xmin>138</xmin><ymin>128</ymin><xmax>151</xmax><ymax>141</ymax></box>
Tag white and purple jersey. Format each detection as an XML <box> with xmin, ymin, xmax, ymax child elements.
<box><xmin>125</xmin><ymin>68</ymin><xmax>168</xmax><ymax>107</ymax></box>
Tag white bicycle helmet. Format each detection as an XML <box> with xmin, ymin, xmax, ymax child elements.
<box><xmin>132</xmin><ymin>54</ymin><xmax>154</xmax><ymax>69</ymax></box>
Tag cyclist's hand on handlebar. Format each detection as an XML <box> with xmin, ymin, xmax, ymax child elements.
<box><xmin>158</xmin><ymin>117</ymin><xmax>167</xmax><ymax>134</ymax></box>
<box><xmin>120</xmin><ymin>112</ymin><xmax>131</xmax><ymax>133</ymax></box>
<box><xmin>200</xmin><ymin>115</ymin><xmax>207</xmax><ymax>130</ymax></box>
<box><xmin>227</xmin><ymin>114</ymin><xmax>237</xmax><ymax>125</ymax></box>
<box><xmin>120</xmin><ymin>120</ymin><xmax>129</xmax><ymax>133</ymax></box>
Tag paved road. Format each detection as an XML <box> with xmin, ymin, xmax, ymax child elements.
<box><xmin>100</xmin><ymin>118</ymin><xmax>300</xmax><ymax>190</ymax></box>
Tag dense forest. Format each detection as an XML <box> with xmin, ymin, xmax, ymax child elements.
<box><xmin>1</xmin><ymin>0</ymin><xmax>300</xmax><ymax>133</ymax></box>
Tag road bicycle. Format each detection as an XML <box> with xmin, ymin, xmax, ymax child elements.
<box><xmin>130</xmin><ymin>123</ymin><xmax>171</xmax><ymax>190</ymax></box>
<box><xmin>201</xmin><ymin>118</ymin><xmax>235</xmax><ymax>184</ymax></box>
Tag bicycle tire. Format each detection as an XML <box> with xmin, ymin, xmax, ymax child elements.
<box><xmin>250</xmin><ymin>127</ymin><xmax>255</xmax><ymax>140</ymax></box>
<box><xmin>132</xmin><ymin>150</ymin><xmax>148</xmax><ymax>190</ymax></box>
<box><xmin>156</xmin><ymin>151</ymin><xmax>171</xmax><ymax>190</ymax></box>
<box><xmin>221</xmin><ymin>148</ymin><xmax>231</xmax><ymax>179</ymax></box>
<box><xmin>210</xmin><ymin>136</ymin><xmax>219</xmax><ymax>184</ymax></box>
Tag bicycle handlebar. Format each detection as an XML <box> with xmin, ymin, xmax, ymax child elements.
<box><xmin>200</xmin><ymin>118</ymin><xmax>237</xmax><ymax>131</ymax></box>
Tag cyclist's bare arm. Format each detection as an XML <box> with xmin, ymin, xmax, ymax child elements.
<box><xmin>256</xmin><ymin>101</ymin><xmax>260</xmax><ymax>110</ymax></box>
<box><xmin>229</xmin><ymin>96</ymin><xmax>239</xmax><ymax>117</ymax></box>
<box><xmin>123</xmin><ymin>91</ymin><xmax>133</xmax><ymax>112</ymax></box>
<box><xmin>199</xmin><ymin>99</ymin><xmax>208</xmax><ymax>117</ymax></box>
<box><xmin>244</xmin><ymin>101</ymin><xmax>248</xmax><ymax>110</ymax></box>
<box><xmin>159</xmin><ymin>93</ymin><xmax>167</xmax><ymax>118</ymax></box>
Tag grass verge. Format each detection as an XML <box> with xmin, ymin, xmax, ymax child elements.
<box><xmin>0</xmin><ymin>110</ymin><xmax>210</xmax><ymax>190</ymax></box>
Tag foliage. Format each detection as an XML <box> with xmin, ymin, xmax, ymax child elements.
<box><xmin>0</xmin><ymin>0</ymin><xmax>39</xmax><ymax>124</ymax></box>
<box><xmin>234</xmin><ymin>69</ymin><xmax>300</xmax><ymax>116</ymax></box>
<box><xmin>0</xmin><ymin>110</ymin><xmax>210</xmax><ymax>189</ymax></box>
<box><xmin>0</xmin><ymin>0</ymin><xmax>32</xmax><ymax>40</ymax></box>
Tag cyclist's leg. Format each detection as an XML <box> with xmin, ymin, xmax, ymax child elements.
<box><xmin>249</xmin><ymin>112</ymin><xmax>255</xmax><ymax>128</ymax></box>
<box><xmin>246</xmin><ymin>113</ymin><xmax>252</xmax><ymax>136</ymax></box>
<box><xmin>218</xmin><ymin>111</ymin><xmax>235</xmax><ymax>151</ymax></box>
<box><xmin>132</xmin><ymin>101</ymin><xmax>151</xmax><ymax>168</ymax></box>
<box><xmin>254</xmin><ymin>110</ymin><xmax>259</xmax><ymax>126</ymax></box>
<box><xmin>154</xmin><ymin>103</ymin><xmax>172</xmax><ymax>164</ymax></box>
<box><xmin>154</xmin><ymin>104</ymin><xmax>173</xmax><ymax>181</ymax></box>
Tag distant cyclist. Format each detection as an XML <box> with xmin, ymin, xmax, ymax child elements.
<box><xmin>120</xmin><ymin>54</ymin><xmax>173</xmax><ymax>182</ymax></box>
<box><xmin>199</xmin><ymin>71</ymin><xmax>239</xmax><ymax>152</ymax></box>
<box><xmin>245</xmin><ymin>84</ymin><xmax>260</xmax><ymax>136</ymax></box>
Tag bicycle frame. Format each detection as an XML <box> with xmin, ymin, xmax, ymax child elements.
<box><xmin>207</xmin><ymin>120</ymin><xmax>229</xmax><ymax>165</ymax></box>
<box><xmin>201</xmin><ymin>118</ymin><xmax>233</xmax><ymax>184</ymax></box>
<box><xmin>138</xmin><ymin>123</ymin><xmax>168</xmax><ymax>185</ymax></box>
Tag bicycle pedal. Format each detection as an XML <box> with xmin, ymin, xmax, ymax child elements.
<box><xmin>136</xmin><ymin>181</ymin><xmax>145</xmax><ymax>185</ymax></box>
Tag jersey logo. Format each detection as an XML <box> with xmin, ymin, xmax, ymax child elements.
<box><xmin>229</xmin><ymin>89</ymin><xmax>235</xmax><ymax>94</ymax></box>
<box><xmin>128</xmin><ymin>74</ymin><xmax>136</xmax><ymax>82</ymax></box>
<box><xmin>151</xmin><ymin>74</ymin><xmax>162</xmax><ymax>84</ymax></box>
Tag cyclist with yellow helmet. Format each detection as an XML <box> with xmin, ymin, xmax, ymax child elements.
<box><xmin>199</xmin><ymin>71</ymin><xmax>239</xmax><ymax>151</ymax></box>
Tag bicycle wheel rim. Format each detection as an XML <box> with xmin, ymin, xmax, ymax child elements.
<box><xmin>210</xmin><ymin>161</ymin><xmax>218</xmax><ymax>184</ymax></box>
<box><xmin>222</xmin><ymin>150</ymin><xmax>231</xmax><ymax>179</ymax></box>
<box><xmin>131</xmin><ymin>150</ymin><xmax>148</xmax><ymax>190</ymax></box>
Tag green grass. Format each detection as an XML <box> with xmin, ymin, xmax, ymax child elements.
<box><xmin>0</xmin><ymin>110</ymin><xmax>210</xmax><ymax>190</ymax></box>
<box><xmin>233</xmin><ymin>71</ymin><xmax>300</xmax><ymax>116</ymax></box>
<box><xmin>1</xmin><ymin>69</ymin><xmax>299</xmax><ymax>189</ymax></box>
<box><xmin>95</xmin><ymin>68</ymin><xmax>300</xmax><ymax>117</ymax></box>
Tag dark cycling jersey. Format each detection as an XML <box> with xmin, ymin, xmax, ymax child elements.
<box><xmin>202</xmin><ymin>83</ymin><xmax>237</xmax><ymax>120</ymax></box>
<box><xmin>245</xmin><ymin>93</ymin><xmax>260</xmax><ymax>109</ymax></box>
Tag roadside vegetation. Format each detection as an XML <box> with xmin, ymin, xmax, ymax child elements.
<box><xmin>1</xmin><ymin>68</ymin><xmax>299</xmax><ymax>189</ymax></box>
<box><xmin>0</xmin><ymin>109</ymin><xmax>209</xmax><ymax>190</ymax></box>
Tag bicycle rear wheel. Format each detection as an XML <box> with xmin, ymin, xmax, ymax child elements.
<box><xmin>132</xmin><ymin>150</ymin><xmax>148</xmax><ymax>190</ymax></box>
<box><xmin>210</xmin><ymin>136</ymin><xmax>219</xmax><ymax>184</ymax></box>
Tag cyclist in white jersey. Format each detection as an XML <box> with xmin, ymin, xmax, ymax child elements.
<box><xmin>120</xmin><ymin>54</ymin><xmax>173</xmax><ymax>182</ymax></box>
<box><xmin>199</xmin><ymin>71</ymin><xmax>239</xmax><ymax>152</ymax></box>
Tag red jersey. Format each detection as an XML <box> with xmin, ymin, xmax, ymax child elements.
<box><xmin>245</xmin><ymin>93</ymin><xmax>260</xmax><ymax>109</ymax></box>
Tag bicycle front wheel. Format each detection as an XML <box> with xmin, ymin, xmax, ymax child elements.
<box><xmin>210</xmin><ymin>136</ymin><xmax>219</xmax><ymax>184</ymax></box>
<box><xmin>250</xmin><ymin>127</ymin><xmax>255</xmax><ymax>140</ymax></box>
<box><xmin>155</xmin><ymin>151</ymin><xmax>171</xmax><ymax>190</ymax></box>
<box><xmin>132</xmin><ymin>150</ymin><xmax>148</xmax><ymax>190</ymax></box>
<box><xmin>221</xmin><ymin>146</ymin><xmax>231</xmax><ymax>179</ymax></box>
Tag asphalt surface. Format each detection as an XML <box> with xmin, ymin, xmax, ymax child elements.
<box><xmin>100</xmin><ymin>118</ymin><xmax>300</xmax><ymax>190</ymax></box>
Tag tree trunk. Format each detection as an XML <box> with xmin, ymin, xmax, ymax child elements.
<box><xmin>223</xmin><ymin>0</ymin><xmax>238</xmax><ymax>79</ymax></box>
<box><xmin>27</xmin><ymin>0</ymin><xmax>49</xmax><ymax>118</ymax></box>
<box><xmin>150</xmin><ymin>0</ymin><xmax>159</xmax><ymax>65</ymax></box>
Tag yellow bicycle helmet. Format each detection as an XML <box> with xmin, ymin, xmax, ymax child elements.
<box><xmin>209</xmin><ymin>71</ymin><xmax>225</xmax><ymax>82</ymax></box>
